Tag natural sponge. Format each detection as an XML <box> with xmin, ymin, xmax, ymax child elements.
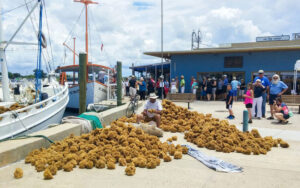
<box><xmin>174</xmin><ymin>151</ymin><xmax>182</xmax><ymax>159</ymax></box>
<box><xmin>14</xmin><ymin>168</ymin><xmax>23</xmax><ymax>179</ymax></box>
<box><xmin>125</xmin><ymin>164</ymin><xmax>136</xmax><ymax>176</ymax></box>
<box><xmin>43</xmin><ymin>168</ymin><xmax>53</xmax><ymax>180</ymax></box>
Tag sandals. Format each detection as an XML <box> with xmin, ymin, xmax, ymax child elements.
<box><xmin>267</xmin><ymin>116</ymin><xmax>274</xmax><ymax>120</ymax></box>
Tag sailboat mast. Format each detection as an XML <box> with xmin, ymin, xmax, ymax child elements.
<box><xmin>35</xmin><ymin>0</ymin><xmax>43</xmax><ymax>102</ymax></box>
<box><xmin>74</xmin><ymin>0</ymin><xmax>98</xmax><ymax>81</ymax></box>
<box><xmin>0</xmin><ymin>1</ymin><xmax>10</xmax><ymax>102</ymax></box>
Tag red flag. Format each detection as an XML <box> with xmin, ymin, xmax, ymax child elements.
<box><xmin>101</xmin><ymin>43</ymin><xmax>104</xmax><ymax>51</ymax></box>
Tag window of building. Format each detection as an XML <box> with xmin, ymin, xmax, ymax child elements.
<box><xmin>224</xmin><ymin>56</ymin><xmax>243</xmax><ymax>68</ymax></box>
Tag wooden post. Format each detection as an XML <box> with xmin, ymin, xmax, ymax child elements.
<box><xmin>79</xmin><ymin>52</ymin><xmax>87</xmax><ymax>114</ymax></box>
<box><xmin>117</xmin><ymin>61</ymin><xmax>122</xmax><ymax>106</ymax></box>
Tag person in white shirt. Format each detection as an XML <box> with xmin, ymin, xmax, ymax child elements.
<box><xmin>136</xmin><ymin>93</ymin><xmax>162</xmax><ymax>127</ymax></box>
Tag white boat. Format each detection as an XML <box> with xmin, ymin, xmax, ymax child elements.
<box><xmin>0</xmin><ymin>78</ymin><xmax>69</xmax><ymax>140</ymax></box>
<box><xmin>0</xmin><ymin>1</ymin><xmax>69</xmax><ymax>140</ymax></box>
<box><xmin>56</xmin><ymin>64</ymin><xmax>115</xmax><ymax>109</ymax></box>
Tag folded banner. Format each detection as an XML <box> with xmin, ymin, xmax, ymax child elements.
<box><xmin>183</xmin><ymin>145</ymin><xmax>243</xmax><ymax>173</ymax></box>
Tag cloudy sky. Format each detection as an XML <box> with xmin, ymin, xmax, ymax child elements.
<box><xmin>1</xmin><ymin>0</ymin><xmax>300</xmax><ymax>76</ymax></box>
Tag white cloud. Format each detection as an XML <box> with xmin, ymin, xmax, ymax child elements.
<box><xmin>1</xmin><ymin>0</ymin><xmax>300</xmax><ymax>76</ymax></box>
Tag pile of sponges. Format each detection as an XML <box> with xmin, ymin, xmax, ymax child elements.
<box><xmin>161</xmin><ymin>100</ymin><xmax>289</xmax><ymax>155</ymax></box>
<box><xmin>24</xmin><ymin>121</ymin><xmax>188</xmax><ymax>179</ymax></box>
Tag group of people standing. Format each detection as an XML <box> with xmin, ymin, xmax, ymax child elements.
<box><xmin>124</xmin><ymin>75</ymin><xmax>171</xmax><ymax>100</ymax></box>
<box><xmin>226</xmin><ymin>70</ymin><xmax>291</xmax><ymax>124</ymax></box>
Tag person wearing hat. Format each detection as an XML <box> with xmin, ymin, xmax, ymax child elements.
<box><xmin>253</xmin><ymin>70</ymin><xmax>270</xmax><ymax>118</ymax></box>
<box><xmin>268</xmin><ymin>74</ymin><xmax>288</xmax><ymax>120</ymax></box>
<box><xmin>231</xmin><ymin>76</ymin><xmax>241</xmax><ymax>101</ymax></box>
<box><xmin>252</xmin><ymin>79</ymin><xmax>265</xmax><ymax>119</ymax></box>
<box><xmin>129</xmin><ymin>75</ymin><xmax>137</xmax><ymax>98</ymax></box>
<box><xmin>180</xmin><ymin>75</ymin><xmax>185</xmax><ymax>93</ymax></box>
<box><xmin>136</xmin><ymin>93</ymin><xmax>162</xmax><ymax>127</ymax></box>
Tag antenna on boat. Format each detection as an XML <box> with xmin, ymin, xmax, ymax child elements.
<box><xmin>74</xmin><ymin>0</ymin><xmax>98</xmax><ymax>81</ymax></box>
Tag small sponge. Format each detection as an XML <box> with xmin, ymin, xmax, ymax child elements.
<box><xmin>14</xmin><ymin>168</ymin><xmax>23</xmax><ymax>179</ymax></box>
<box><xmin>125</xmin><ymin>165</ymin><xmax>136</xmax><ymax>176</ymax></box>
<box><xmin>43</xmin><ymin>168</ymin><xmax>53</xmax><ymax>180</ymax></box>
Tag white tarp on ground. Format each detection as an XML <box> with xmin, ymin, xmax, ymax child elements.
<box><xmin>62</xmin><ymin>116</ymin><xmax>93</xmax><ymax>133</ymax></box>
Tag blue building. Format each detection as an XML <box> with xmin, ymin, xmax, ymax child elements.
<box><xmin>145</xmin><ymin>40</ymin><xmax>300</xmax><ymax>94</ymax></box>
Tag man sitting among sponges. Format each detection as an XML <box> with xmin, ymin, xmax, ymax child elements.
<box><xmin>136</xmin><ymin>93</ymin><xmax>162</xmax><ymax>127</ymax></box>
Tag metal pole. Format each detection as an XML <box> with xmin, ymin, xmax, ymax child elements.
<box><xmin>243</xmin><ymin>110</ymin><xmax>249</xmax><ymax>132</ymax></box>
<box><xmin>35</xmin><ymin>0</ymin><xmax>43</xmax><ymax>102</ymax></box>
<box><xmin>73</xmin><ymin>37</ymin><xmax>76</xmax><ymax>85</ymax></box>
<box><xmin>107</xmin><ymin>69</ymin><xmax>110</xmax><ymax>101</ymax></box>
<box><xmin>79</xmin><ymin>52</ymin><xmax>87</xmax><ymax>114</ymax></box>
<box><xmin>161</xmin><ymin>0</ymin><xmax>164</xmax><ymax>78</ymax></box>
<box><xmin>161</xmin><ymin>0</ymin><xmax>164</xmax><ymax>99</ymax></box>
<box><xmin>117</xmin><ymin>61</ymin><xmax>122</xmax><ymax>106</ymax></box>
<box><xmin>0</xmin><ymin>2</ymin><xmax>10</xmax><ymax>102</ymax></box>
<box><xmin>132</xmin><ymin>63</ymin><xmax>134</xmax><ymax>76</ymax></box>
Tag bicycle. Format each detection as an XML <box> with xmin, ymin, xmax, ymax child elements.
<box><xmin>126</xmin><ymin>94</ymin><xmax>140</xmax><ymax>117</ymax></box>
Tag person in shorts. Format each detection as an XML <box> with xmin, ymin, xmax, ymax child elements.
<box><xmin>136</xmin><ymin>93</ymin><xmax>162</xmax><ymax>127</ymax></box>
<box><xmin>268</xmin><ymin>74</ymin><xmax>288</xmax><ymax>120</ymax></box>
<box><xmin>243</xmin><ymin>83</ymin><xmax>254</xmax><ymax>123</ymax></box>
<box><xmin>129</xmin><ymin>76</ymin><xmax>137</xmax><ymax>98</ymax></box>
<box><xmin>226</xmin><ymin>84</ymin><xmax>234</xmax><ymax>119</ymax></box>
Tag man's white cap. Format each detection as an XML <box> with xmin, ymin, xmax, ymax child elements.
<box><xmin>223</xmin><ymin>75</ymin><xmax>227</xmax><ymax>77</ymax></box>
<box><xmin>233</xmin><ymin>76</ymin><xmax>236</xmax><ymax>80</ymax></box>
<box><xmin>258</xmin><ymin>70</ymin><xmax>264</xmax><ymax>74</ymax></box>
<box><xmin>149</xmin><ymin>93</ymin><xmax>158</xmax><ymax>99</ymax></box>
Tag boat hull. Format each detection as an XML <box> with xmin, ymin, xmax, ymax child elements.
<box><xmin>67</xmin><ymin>82</ymin><xmax>107</xmax><ymax>109</ymax></box>
<box><xmin>0</xmin><ymin>84</ymin><xmax>69</xmax><ymax>140</ymax></box>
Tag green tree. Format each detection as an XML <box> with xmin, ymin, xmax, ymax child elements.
<box><xmin>33</xmin><ymin>69</ymin><xmax>47</xmax><ymax>78</ymax></box>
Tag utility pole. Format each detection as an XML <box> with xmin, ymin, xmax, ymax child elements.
<box><xmin>161</xmin><ymin>0</ymin><xmax>164</xmax><ymax>99</ymax></box>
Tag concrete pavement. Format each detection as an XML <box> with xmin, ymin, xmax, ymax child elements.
<box><xmin>0</xmin><ymin>101</ymin><xmax>300</xmax><ymax>188</ymax></box>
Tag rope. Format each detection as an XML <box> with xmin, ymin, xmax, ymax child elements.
<box><xmin>43</xmin><ymin>0</ymin><xmax>54</xmax><ymax>70</ymax></box>
<box><xmin>1</xmin><ymin>0</ymin><xmax>35</xmax><ymax>15</ymax></box>
<box><xmin>89</xmin><ymin>10</ymin><xmax>113</xmax><ymax>67</ymax></box>
<box><xmin>0</xmin><ymin>135</ymin><xmax>54</xmax><ymax>144</ymax></box>
<box><xmin>63</xmin><ymin>7</ymin><xmax>85</xmax><ymax>44</ymax></box>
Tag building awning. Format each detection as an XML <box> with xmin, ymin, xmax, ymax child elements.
<box><xmin>144</xmin><ymin>45</ymin><xmax>300</xmax><ymax>59</ymax></box>
<box><xmin>130</xmin><ymin>62</ymin><xmax>170</xmax><ymax>72</ymax></box>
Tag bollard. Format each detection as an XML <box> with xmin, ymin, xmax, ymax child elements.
<box><xmin>117</xmin><ymin>61</ymin><xmax>122</xmax><ymax>106</ymax></box>
<box><xmin>79</xmin><ymin>53</ymin><xmax>87</xmax><ymax>114</ymax></box>
<box><xmin>243</xmin><ymin>110</ymin><xmax>248</xmax><ymax>132</ymax></box>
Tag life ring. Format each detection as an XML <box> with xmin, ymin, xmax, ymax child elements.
<box><xmin>37</xmin><ymin>32</ymin><xmax>47</xmax><ymax>48</ymax></box>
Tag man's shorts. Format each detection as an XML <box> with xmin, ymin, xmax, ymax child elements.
<box><xmin>232</xmin><ymin>90</ymin><xmax>238</xmax><ymax>97</ymax></box>
<box><xmin>245</xmin><ymin>103</ymin><xmax>252</xmax><ymax>108</ymax></box>
<box><xmin>226</xmin><ymin>104</ymin><xmax>233</xmax><ymax>109</ymax></box>
<box><xmin>144</xmin><ymin>115</ymin><xmax>156</xmax><ymax>122</ymax></box>
<box><xmin>129</xmin><ymin>87</ymin><xmax>137</xmax><ymax>97</ymax></box>
<box><xmin>269</xmin><ymin>94</ymin><xmax>279</xmax><ymax>105</ymax></box>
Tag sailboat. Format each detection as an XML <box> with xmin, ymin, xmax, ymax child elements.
<box><xmin>56</xmin><ymin>0</ymin><xmax>115</xmax><ymax>109</ymax></box>
<box><xmin>0</xmin><ymin>0</ymin><xmax>69</xmax><ymax>140</ymax></box>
